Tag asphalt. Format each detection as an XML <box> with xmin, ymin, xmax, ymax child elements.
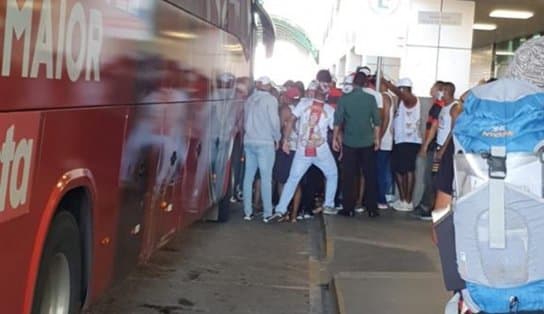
<box><xmin>85</xmin><ymin>204</ymin><xmax>452</xmax><ymax>314</ymax></box>
<box><xmin>86</xmin><ymin>204</ymin><xmax>313</xmax><ymax>314</ymax></box>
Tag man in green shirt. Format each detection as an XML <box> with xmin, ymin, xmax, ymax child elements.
<box><xmin>333</xmin><ymin>71</ymin><xmax>381</xmax><ymax>217</ymax></box>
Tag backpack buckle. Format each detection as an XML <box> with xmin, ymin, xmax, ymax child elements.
<box><xmin>483</xmin><ymin>146</ymin><xmax>507</xmax><ymax>179</ymax></box>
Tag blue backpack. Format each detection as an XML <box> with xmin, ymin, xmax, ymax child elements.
<box><xmin>451</xmin><ymin>78</ymin><xmax>544</xmax><ymax>313</ymax></box>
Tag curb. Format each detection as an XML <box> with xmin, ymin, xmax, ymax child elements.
<box><xmin>322</xmin><ymin>215</ymin><xmax>335</xmax><ymax>261</ymax></box>
<box><xmin>331</xmin><ymin>275</ymin><xmax>346</xmax><ymax>314</ymax></box>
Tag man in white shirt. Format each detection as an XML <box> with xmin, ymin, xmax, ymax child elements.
<box><xmin>271</xmin><ymin>80</ymin><xmax>338</xmax><ymax>221</ymax></box>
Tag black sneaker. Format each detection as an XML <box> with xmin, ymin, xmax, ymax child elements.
<box><xmin>411</xmin><ymin>207</ymin><xmax>432</xmax><ymax>221</ymax></box>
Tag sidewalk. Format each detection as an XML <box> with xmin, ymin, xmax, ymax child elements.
<box><xmin>322</xmin><ymin>209</ymin><xmax>451</xmax><ymax>314</ymax></box>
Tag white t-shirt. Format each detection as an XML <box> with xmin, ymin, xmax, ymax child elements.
<box><xmin>292</xmin><ymin>98</ymin><xmax>335</xmax><ymax>155</ymax></box>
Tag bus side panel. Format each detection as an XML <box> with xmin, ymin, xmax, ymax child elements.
<box><xmin>37</xmin><ymin>108</ymin><xmax>127</xmax><ymax>303</ymax></box>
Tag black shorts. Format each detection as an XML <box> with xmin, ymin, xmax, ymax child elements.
<box><xmin>273</xmin><ymin>150</ymin><xmax>295</xmax><ymax>184</ymax></box>
<box><xmin>435</xmin><ymin>142</ymin><xmax>454</xmax><ymax>195</ymax></box>
<box><xmin>392</xmin><ymin>143</ymin><xmax>420</xmax><ymax>174</ymax></box>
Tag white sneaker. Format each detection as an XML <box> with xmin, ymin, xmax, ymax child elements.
<box><xmin>303</xmin><ymin>213</ymin><xmax>312</xmax><ymax>219</ymax></box>
<box><xmin>377</xmin><ymin>203</ymin><xmax>389</xmax><ymax>210</ymax></box>
<box><xmin>263</xmin><ymin>212</ymin><xmax>282</xmax><ymax>223</ymax></box>
<box><xmin>243</xmin><ymin>215</ymin><xmax>253</xmax><ymax>221</ymax></box>
<box><xmin>391</xmin><ymin>200</ymin><xmax>404</xmax><ymax>211</ymax></box>
<box><xmin>355</xmin><ymin>206</ymin><xmax>366</xmax><ymax>213</ymax></box>
<box><xmin>404</xmin><ymin>202</ymin><xmax>414</xmax><ymax>211</ymax></box>
<box><xmin>394</xmin><ymin>201</ymin><xmax>414</xmax><ymax>212</ymax></box>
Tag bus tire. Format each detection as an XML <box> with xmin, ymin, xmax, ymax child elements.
<box><xmin>32</xmin><ymin>211</ymin><xmax>82</xmax><ymax>314</ymax></box>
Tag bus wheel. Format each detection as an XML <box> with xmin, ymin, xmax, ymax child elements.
<box><xmin>32</xmin><ymin>211</ymin><xmax>82</xmax><ymax>314</ymax></box>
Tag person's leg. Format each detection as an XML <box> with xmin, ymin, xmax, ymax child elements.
<box><xmin>406</xmin><ymin>171</ymin><xmax>415</xmax><ymax>204</ymax></box>
<box><xmin>276</xmin><ymin>152</ymin><xmax>312</xmax><ymax>215</ymax></box>
<box><xmin>376</xmin><ymin>150</ymin><xmax>388</xmax><ymax>205</ymax></box>
<box><xmin>421</xmin><ymin>148</ymin><xmax>436</xmax><ymax>210</ymax></box>
<box><xmin>243</xmin><ymin>144</ymin><xmax>258</xmax><ymax>217</ymax></box>
<box><xmin>341</xmin><ymin>145</ymin><xmax>358</xmax><ymax>214</ymax></box>
<box><xmin>361</xmin><ymin>146</ymin><xmax>379</xmax><ymax>215</ymax></box>
<box><xmin>406</xmin><ymin>144</ymin><xmax>420</xmax><ymax>205</ymax></box>
<box><xmin>253</xmin><ymin>178</ymin><xmax>261</xmax><ymax>209</ymax></box>
<box><xmin>392</xmin><ymin>145</ymin><xmax>406</xmax><ymax>203</ymax></box>
<box><xmin>291</xmin><ymin>186</ymin><xmax>302</xmax><ymax>220</ymax></box>
<box><xmin>395</xmin><ymin>172</ymin><xmax>405</xmax><ymax>202</ymax></box>
<box><xmin>356</xmin><ymin>176</ymin><xmax>365</xmax><ymax>208</ymax></box>
<box><xmin>332</xmin><ymin>149</ymin><xmax>343</xmax><ymax>208</ymax></box>
<box><xmin>313</xmin><ymin>147</ymin><xmax>338</xmax><ymax>209</ymax></box>
<box><xmin>256</xmin><ymin>144</ymin><xmax>276</xmax><ymax>218</ymax></box>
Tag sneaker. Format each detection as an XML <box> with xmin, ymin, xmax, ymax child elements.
<box><xmin>303</xmin><ymin>213</ymin><xmax>313</xmax><ymax>219</ymax></box>
<box><xmin>355</xmin><ymin>206</ymin><xmax>366</xmax><ymax>213</ymax></box>
<box><xmin>391</xmin><ymin>200</ymin><xmax>404</xmax><ymax>210</ymax></box>
<box><xmin>296</xmin><ymin>214</ymin><xmax>304</xmax><ymax>220</ymax></box>
<box><xmin>418</xmin><ymin>210</ymin><xmax>432</xmax><ymax>221</ymax></box>
<box><xmin>395</xmin><ymin>201</ymin><xmax>414</xmax><ymax>212</ymax></box>
<box><xmin>263</xmin><ymin>213</ymin><xmax>282</xmax><ymax>223</ymax></box>
<box><xmin>243</xmin><ymin>215</ymin><xmax>253</xmax><ymax>221</ymax></box>
<box><xmin>377</xmin><ymin>203</ymin><xmax>389</xmax><ymax>210</ymax></box>
<box><xmin>410</xmin><ymin>207</ymin><xmax>431</xmax><ymax>220</ymax></box>
<box><xmin>335</xmin><ymin>204</ymin><xmax>343</xmax><ymax>210</ymax></box>
<box><xmin>323</xmin><ymin>206</ymin><xmax>338</xmax><ymax>215</ymax></box>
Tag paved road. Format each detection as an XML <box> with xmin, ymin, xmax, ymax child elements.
<box><xmin>86</xmin><ymin>205</ymin><xmax>314</xmax><ymax>314</ymax></box>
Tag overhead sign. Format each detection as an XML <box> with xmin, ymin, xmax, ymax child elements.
<box><xmin>418</xmin><ymin>11</ymin><xmax>463</xmax><ymax>26</ymax></box>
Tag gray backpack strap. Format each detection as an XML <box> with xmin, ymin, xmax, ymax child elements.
<box><xmin>488</xmin><ymin>146</ymin><xmax>507</xmax><ymax>249</ymax></box>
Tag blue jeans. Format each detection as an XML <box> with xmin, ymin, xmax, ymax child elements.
<box><xmin>276</xmin><ymin>146</ymin><xmax>338</xmax><ymax>214</ymax></box>
<box><xmin>243</xmin><ymin>142</ymin><xmax>275</xmax><ymax>217</ymax></box>
<box><xmin>376</xmin><ymin>150</ymin><xmax>393</xmax><ymax>204</ymax></box>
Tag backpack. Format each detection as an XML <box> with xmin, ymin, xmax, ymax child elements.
<box><xmin>450</xmin><ymin>78</ymin><xmax>544</xmax><ymax>313</ymax></box>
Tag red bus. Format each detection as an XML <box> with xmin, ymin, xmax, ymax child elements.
<box><xmin>0</xmin><ymin>0</ymin><xmax>274</xmax><ymax>313</ymax></box>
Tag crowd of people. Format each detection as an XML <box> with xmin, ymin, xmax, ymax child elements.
<box><xmin>241</xmin><ymin>67</ymin><xmax>462</xmax><ymax>223</ymax></box>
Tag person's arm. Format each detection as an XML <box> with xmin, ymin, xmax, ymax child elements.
<box><xmin>420</xmin><ymin>120</ymin><xmax>439</xmax><ymax>156</ymax></box>
<box><xmin>368</xmin><ymin>96</ymin><xmax>381</xmax><ymax>150</ymax></box>
<box><xmin>379</xmin><ymin>93</ymin><xmax>391</xmax><ymax>141</ymax></box>
<box><xmin>282</xmin><ymin>113</ymin><xmax>295</xmax><ymax>153</ymax></box>
<box><xmin>383</xmin><ymin>79</ymin><xmax>417</xmax><ymax>107</ymax></box>
<box><xmin>333</xmin><ymin>99</ymin><xmax>345</xmax><ymax>152</ymax></box>
<box><xmin>436</xmin><ymin>103</ymin><xmax>463</xmax><ymax>160</ymax></box>
<box><xmin>267</xmin><ymin>97</ymin><xmax>281</xmax><ymax>146</ymax></box>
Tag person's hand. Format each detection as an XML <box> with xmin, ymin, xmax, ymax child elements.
<box><xmin>275</xmin><ymin>141</ymin><xmax>280</xmax><ymax>150</ymax></box>
<box><xmin>332</xmin><ymin>137</ymin><xmax>341</xmax><ymax>152</ymax></box>
<box><xmin>418</xmin><ymin>146</ymin><xmax>427</xmax><ymax>157</ymax></box>
<box><xmin>282</xmin><ymin>140</ymin><xmax>290</xmax><ymax>154</ymax></box>
<box><xmin>374</xmin><ymin>139</ymin><xmax>380</xmax><ymax>151</ymax></box>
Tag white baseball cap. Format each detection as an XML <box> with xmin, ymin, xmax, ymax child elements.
<box><xmin>397</xmin><ymin>77</ymin><xmax>413</xmax><ymax>88</ymax></box>
<box><xmin>256</xmin><ymin>76</ymin><xmax>271</xmax><ymax>85</ymax></box>
<box><xmin>358</xmin><ymin>66</ymin><xmax>372</xmax><ymax>76</ymax></box>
